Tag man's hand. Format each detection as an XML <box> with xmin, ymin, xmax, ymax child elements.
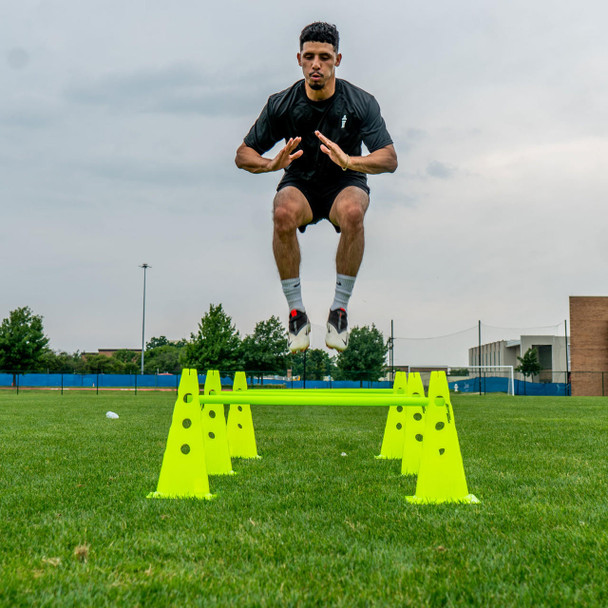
<box><xmin>315</xmin><ymin>131</ymin><xmax>349</xmax><ymax>170</ymax></box>
<box><xmin>267</xmin><ymin>137</ymin><xmax>303</xmax><ymax>172</ymax></box>
<box><xmin>235</xmin><ymin>137</ymin><xmax>303</xmax><ymax>174</ymax></box>
<box><xmin>314</xmin><ymin>131</ymin><xmax>398</xmax><ymax>175</ymax></box>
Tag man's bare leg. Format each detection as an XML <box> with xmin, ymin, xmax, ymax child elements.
<box><xmin>273</xmin><ymin>186</ymin><xmax>314</xmax><ymax>352</ymax></box>
<box><xmin>272</xmin><ymin>187</ymin><xmax>313</xmax><ymax>279</ymax></box>
<box><xmin>330</xmin><ymin>186</ymin><xmax>369</xmax><ymax>276</ymax></box>
<box><xmin>326</xmin><ymin>186</ymin><xmax>370</xmax><ymax>350</ymax></box>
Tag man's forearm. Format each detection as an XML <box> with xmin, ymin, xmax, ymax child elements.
<box><xmin>235</xmin><ymin>143</ymin><xmax>272</xmax><ymax>174</ymax></box>
<box><xmin>346</xmin><ymin>145</ymin><xmax>398</xmax><ymax>175</ymax></box>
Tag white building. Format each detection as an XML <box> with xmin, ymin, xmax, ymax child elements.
<box><xmin>468</xmin><ymin>335</ymin><xmax>570</xmax><ymax>381</ymax></box>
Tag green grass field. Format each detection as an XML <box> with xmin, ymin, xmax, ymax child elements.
<box><xmin>0</xmin><ymin>390</ymin><xmax>607</xmax><ymax>607</ymax></box>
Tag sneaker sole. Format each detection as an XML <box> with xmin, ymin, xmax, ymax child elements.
<box><xmin>325</xmin><ymin>323</ymin><xmax>348</xmax><ymax>352</ymax></box>
<box><xmin>289</xmin><ymin>322</ymin><xmax>311</xmax><ymax>353</ymax></box>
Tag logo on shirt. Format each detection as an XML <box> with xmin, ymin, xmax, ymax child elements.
<box><xmin>341</xmin><ymin>114</ymin><xmax>347</xmax><ymax>129</ymax></box>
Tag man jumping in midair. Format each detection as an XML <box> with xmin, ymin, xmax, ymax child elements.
<box><xmin>236</xmin><ymin>22</ymin><xmax>397</xmax><ymax>353</ymax></box>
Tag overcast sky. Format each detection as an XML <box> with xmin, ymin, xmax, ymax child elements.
<box><xmin>2</xmin><ymin>0</ymin><xmax>606</xmax><ymax>365</ymax></box>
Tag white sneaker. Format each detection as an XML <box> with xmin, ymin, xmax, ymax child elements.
<box><xmin>325</xmin><ymin>308</ymin><xmax>348</xmax><ymax>351</ymax></box>
<box><xmin>288</xmin><ymin>309</ymin><xmax>311</xmax><ymax>353</ymax></box>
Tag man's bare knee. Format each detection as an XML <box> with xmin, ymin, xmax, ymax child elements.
<box><xmin>341</xmin><ymin>203</ymin><xmax>366</xmax><ymax>230</ymax></box>
<box><xmin>273</xmin><ymin>203</ymin><xmax>300</xmax><ymax>233</ymax></box>
<box><xmin>330</xmin><ymin>188</ymin><xmax>369</xmax><ymax>232</ymax></box>
<box><xmin>273</xmin><ymin>188</ymin><xmax>311</xmax><ymax>233</ymax></box>
<box><xmin>333</xmin><ymin>201</ymin><xmax>367</xmax><ymax>233</ymax></box>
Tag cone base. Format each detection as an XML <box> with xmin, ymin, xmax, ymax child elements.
<box><xmin>207</xmin><ymin>470</ymin><xmax>236</xmax><ymax>476</ymax></box>
<box><xmin>375</xmin><ymin>454</ymin><xmax>395</xmax><ymax>460</ymax></box>
<box><xmin>147</xmin><ymin>491</ymin><xmax>215</xmax><ymax>500</ymax></box>
<box><xmin>232</xmin><ymin>455</ymin><xmax>262</xmax><ymax>460</ymax></box>
<box><xmin>405</xmin><ymin>493</ymin><xmax>480</xmax><ymax>505</ymax></box>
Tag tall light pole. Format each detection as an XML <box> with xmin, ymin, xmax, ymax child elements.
<box><xmin>140</xmin><ymin>263</ymin><xmax>151</xmax><ymax>375</ymax></box>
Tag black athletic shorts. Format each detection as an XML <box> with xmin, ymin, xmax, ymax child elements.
<box><xmin>277</xmin><ymin>177</ymin><xmax>370</xmax><ymax>233</ymax></box>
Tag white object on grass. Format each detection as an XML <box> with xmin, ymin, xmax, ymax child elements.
<box><xmin>106</xmin><ymin>411</ymin><xmax>119</xmax><ymax>419</ymax></box>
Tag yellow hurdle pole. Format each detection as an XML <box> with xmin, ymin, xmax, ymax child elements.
<box><xmin>199</xmin><ymin>392</ymin><xmax>432</xmax><ymax>408</ymax></box>
<box><xmin>246</xmin><ymin>389</ymin><xmax>394</xmax><ymax>394</ymax></box>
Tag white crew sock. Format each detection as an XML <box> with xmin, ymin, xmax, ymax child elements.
<box><xmin>331</xmin><ymin>274</ymin><xmax>356</xmax><ymax>311</ymax></box>
<box><xmin>281</xmin><ymin>277</ymin><xmax>305</xmax><ymax>312</ymax></box>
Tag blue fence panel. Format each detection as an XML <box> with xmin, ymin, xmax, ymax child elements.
<box><xmin>97</xmin><ymin>374</ymin><xmax>132</xmax><ymax>388</ymax></box>
<box><xmin>449</xmin><ymin>376</ymin><xmax>569</xmax><ymax>396</ymax></box>
<box><xmin>514</xmin><ymin>379</ymin><xmax>568</xmax><ymax>396</ymax></box>
<box><xmin>249</xmin><ymin>378</ymin><xmax>286</xmax><ymax>386</ymax></box>
<box><xmin>20</xmin><ymin>373</ymin><xmax>45</xmax><ymax>388</ymax></box>
<box><xmin>66</xmin><ymin>374</ymin><xmax>98</xmax><ymax>388</ymax></box>
<box><xmin>19</xmin><ymin>374</ymin><xmax>49</xmax><ymax>387</ymax></box>
<box><xmin>156</xmin><ymin>375</ymin><xmax>179</xmax><ymax>388</ymax></box>
<box><xmin>16</xmin><ymin>373</ymin><xmax>584</xmax><ymax>394</ymax></box>
<box><xmin>0</xmin><ymin>373</ymin><xmax>12</xmax><ymax>387</ymax></box>
<box><xmin>246</xmin><ymin>379</ymin><xmax>392</xmax><ymax>389</ymax></box>
<box><xmin>0</xmin><ymin>373</ymin><xmax>182</xmax><ymax>389</ymax></box>
<box><xmin>450</xmin><ymin>377</ymin><xmax>510</xmax><ymax>393</ymax></box>
<box><xmin>0</xmin><ymin>373</ymin><xmax>395</xmax><ymax>390</ymax></box>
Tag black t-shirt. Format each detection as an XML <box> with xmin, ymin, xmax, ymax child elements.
<box><xmin>243</xmin><ymin>79</ymin><xmax>393</xmax><ymax>186</ymax></box>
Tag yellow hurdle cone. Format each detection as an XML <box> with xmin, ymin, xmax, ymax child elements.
<box><xmin>226</xmin><ymin>372</ymin><xmax>260</xmax><ymax>459</ymax></box>
<box><xmin>147</xmin><ymin>368</ymin><xmax>214</xmax><ymax>500</ymax></box>
<box><xmin>376</xmin><ymin>371</ymin><xmax>408</xmax><ymax>459</ymax></box>
<box><xmin>401</xmin><ymin>372</ymin><xmax>426</xmax><ymax>476</ymax></box>
<box><xmin>201</xmin><ymin>370</ymin><xmax>235</xmax><ymax>475</ymax></box>
<box><xmin>406</xmin><ymin>371</ymin><xmax>479</xmax><ymax>504</ymax></box>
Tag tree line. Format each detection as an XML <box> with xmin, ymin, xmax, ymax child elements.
<box><xmin>0</xmin><ymin>305</ymin><xmax>388</xmax><ymax>381</ymax></box>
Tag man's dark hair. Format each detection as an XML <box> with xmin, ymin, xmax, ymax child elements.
<box><xmin>300</xmin><ymin>22</ymin><xmax>339</xmax><ymax>52</ymax></box>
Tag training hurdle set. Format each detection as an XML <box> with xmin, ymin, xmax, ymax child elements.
<box><xmin>148</xmin><ymin>368</ymin><xmax>479</xmax><ymax>504</ymax></box>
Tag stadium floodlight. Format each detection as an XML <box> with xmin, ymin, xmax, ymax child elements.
<box><xmin>140</xmin><ymin>263</ymin><xmax>151</xmax><ymax>375</ymax></box>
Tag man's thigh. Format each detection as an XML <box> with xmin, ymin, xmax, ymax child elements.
<box><xmin>273</xmin><ymin>186</ymin><xmax>314</xmax><ymax>227</ymax></box>
<box><xmin>329</xmin><ymin>186</ymin><xmax>370</xmax><ymax>229</ymax></box>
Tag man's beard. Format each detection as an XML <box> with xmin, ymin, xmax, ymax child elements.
<box><xmin>308</xmin><ymin>73</ymin><xmax>325</xmax><ymax>90</ymax></box>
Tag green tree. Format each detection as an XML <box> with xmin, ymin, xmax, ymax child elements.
<box><xmin>83</xmin><ymin>354</ymin><xmax>126</xmax><ymax>373</ymax></box>
<box><xmin>516</xmin><ymin>347</ymin><xmax>542</xmax><ymax>380</ymax></box>
<box><xmin>144</xmin><ymin>336</ymin><xmax>187</xmax><ymax>374</ymax></box>
<box><xmin>39</xmin><ymin>350</ymin><xmax>82</xmax><ymax>373</ymax></box>
<box><xmin>185</xmin><ymin>304</ymin><xmax>242</xmax><ymax>371</ymax></box>
<box><xmin>289</xmin><ymin>349</ymin><xmax>337</xmax><ymax>380</ymax></box>
<box><xmin>71</xmin><ymin>352</ymin><xmax>93</xmax><ymax>374</ymax></box>
<box><xmin>111</xmin><ymin>349</ymin><xmax>139</xmax><ymax>373</ymax></box>
<box><xmin>144</xmin><ymin>344</ymin><xmax>185</xmax><ymax>374</ymax></box>
<box><xmin>0</xmin><ymin>307</ymin><xmax>50</xmax><ymax>383</ymax></box>
<box><xmin>147</xmin><ymin>336</ymin><xmax>187</xmax><ymax>350</ymax></box>
<box><xmin>146</xmin><ymin>336</ymin><xmax>171</xmax><ymax>349</ymax></box>
<box><xmin>242</xmin><ymin>316</ymin><xmax>289</xmax><ymax>374</ymax></box>
<box><xmin>335</xmin><ymin>324</ymin><xmax>388</xmax><ymax>382</ymax></box>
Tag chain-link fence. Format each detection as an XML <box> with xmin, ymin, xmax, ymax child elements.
<box><xmin>0</xmin><ymin>370</ymin><xmax>392</xmax><ymax>395</ymax></box>
<box><xmin>6</xmin><ymin>369</ymin><xmax>608</xmax><ymax>396</ymax></box>
<box><xmin>444</xmin><ymin>369</ymin><xmax>608</xmax><ymax>396</ymax></box>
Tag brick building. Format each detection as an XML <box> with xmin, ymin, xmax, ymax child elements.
<box><xmin>569</xmin><ymin>296</ymin><xmax>608</xmax><ymax>396</ymax></box>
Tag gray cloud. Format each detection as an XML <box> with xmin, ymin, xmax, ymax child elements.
<box><xmin>0</xmin><ymin>99</ymin><xmax>59</xmax><ymax>128</ymax></box>
<box><xmin>64</xmin><ymin>63</ymin><xmax>286</xmax><ymax>117</ymax></box>
<box><xmin>426</xmin><ymin>160</ymin><xmax>457</xmax><ymax>179</ymax></box>
<box><xmin>65</xmin><ymin>64</ymin><xmax>204</xmax><ymax>104</ymax></box>
<box><xmin>6</xmin><ymin>48</ymin><xmax>30</xmax><ymax>70</ymax></box>
<box><xmin>153</xmin><ymin>90</ymin><xmax>256</xmax><ymax>117</ymax></box>
<box><xmin>77</xmin><ymin>157</ymin><xmax>209</xmax><ymax>187</ymax></box>
<box><xmin>392</xmin><ymin>128</ymin><xmax>428</xmax><ymax>155</ymax></box>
